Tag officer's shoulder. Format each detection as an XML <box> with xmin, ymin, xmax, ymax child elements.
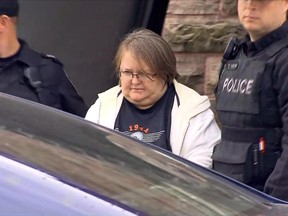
<box><xmin>40</xmin><ymin>53</ymin><xmax>63</xmax><ymax>66</ymax></box>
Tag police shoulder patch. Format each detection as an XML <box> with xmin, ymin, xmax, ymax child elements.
<box><xmin>40</xmin><ymin>53</ymin><xmax>63</xmax><ymax>66</ymax></box>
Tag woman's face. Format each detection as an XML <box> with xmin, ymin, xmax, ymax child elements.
<box><xmin>119</xmin><ymin>50</ymin><xmax>167</xmax><ymax>109</ymax></box>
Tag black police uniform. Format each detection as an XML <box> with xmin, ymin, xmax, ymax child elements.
<box><xmin>212</xmin><ymin>22</ymin><xmax>288</xmax><ymax>201</ymax></box>
<box><xmin>0</xmin><ymin>39</ymin><xmax>88</xmax><ymax>117</ymax></box>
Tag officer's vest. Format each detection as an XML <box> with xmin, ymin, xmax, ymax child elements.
<box><xmin>212</xmin><ymin>37</ymin><xmax>288</xmax><ymax>186</ymax></box>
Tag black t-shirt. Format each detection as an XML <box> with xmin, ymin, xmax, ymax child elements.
<box><xmin>114</xmin><ymin>84</ymin><xmax>176</xmax><ymax>151</ymax></box>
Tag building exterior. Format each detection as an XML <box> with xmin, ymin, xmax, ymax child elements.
<box><xmin>163</xmin><ymin>0</ymin><xmax>245</xmax><ymax>113</ymax></box>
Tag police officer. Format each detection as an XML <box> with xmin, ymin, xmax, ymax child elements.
<box><xmin>0</xmin><ymin>0</ymin><xmax>88</xmax><ymax>117</ymax></box>
<box><xmin>212</xmin><ymin>0</ymin><xmax>288</xmax><ymax>201</ymax></box>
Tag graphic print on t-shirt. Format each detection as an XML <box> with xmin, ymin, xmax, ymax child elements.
<box><xmin>116</xmin><ymin>123</ymin><xmax>165</xmax><ymax>143</ymax></box>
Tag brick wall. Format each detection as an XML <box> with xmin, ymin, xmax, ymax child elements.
<box><xmin>162</xmin><ymin>0</ymin><xmax>245</xmax><ymax>112</ymax></box>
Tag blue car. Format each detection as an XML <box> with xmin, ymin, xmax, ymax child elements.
<box><xmin>0</xmin><ymin>93</ymin><xmax>288</xmax><ymax>216</ymax></box>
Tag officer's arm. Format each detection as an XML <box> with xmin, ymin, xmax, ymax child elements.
<box><xmin>57</xmin><ymin>67</ymin><xmax>88</xmax><ymax>117</ymax></box>
<box><xmin>264</xmin><ymin>54</ymin><xmax>288</xmax><ymax>201</ymax></box>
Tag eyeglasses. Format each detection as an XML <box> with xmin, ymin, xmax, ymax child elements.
<box><xmin>118</xmin><ymin>70</ymin><xmax>157</xmax><ymax>81</ymax></box>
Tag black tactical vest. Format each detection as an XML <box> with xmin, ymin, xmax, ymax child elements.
<box><xmin>212</xmin><ymin>37</ymin><xmax>288</xmax><ymax>188</ymax></box>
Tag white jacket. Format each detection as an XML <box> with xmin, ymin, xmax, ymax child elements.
<box><xmin>85</xmin><ymin>80</ymin><xmax>221</xmax><ymax>168</ymax></box>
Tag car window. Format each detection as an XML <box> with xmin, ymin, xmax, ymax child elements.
<box><xmin>0</xmin><ymin>128</ymin><xmax>277</xmax><ymax>216</ymax></box>
<box><xmin>0</xmin><ymin>155</ymin><xmax>139</xmax><ymax>216</ymax></box>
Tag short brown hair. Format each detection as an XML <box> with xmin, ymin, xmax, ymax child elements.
<box><xmin>114</xmin><ymin>28</ymin><xmax>178</xmax><ymax>84</ymax></box>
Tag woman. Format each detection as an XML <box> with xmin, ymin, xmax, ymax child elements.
<box><xmin>85</xmin><ymin>28</ymin><xmax>220</xmax><ymax>168</ymax></box>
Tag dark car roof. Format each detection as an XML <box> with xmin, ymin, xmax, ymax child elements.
<box><xmin>0</xmin><ymin>93</ymin><xmax>287</xmax><ymax>216</ymax></box>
